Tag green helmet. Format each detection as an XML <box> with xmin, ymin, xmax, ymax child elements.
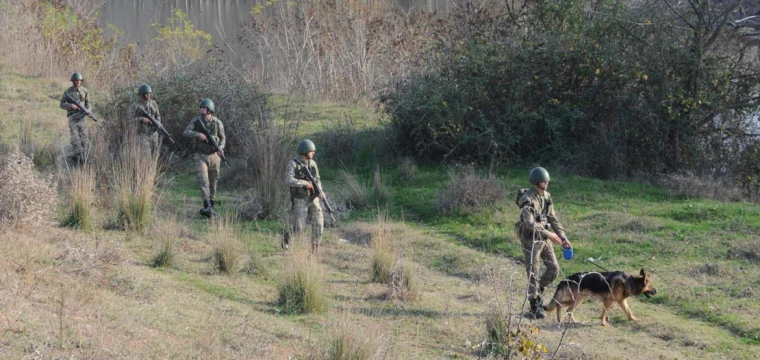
<box><xmin>529</xmin><ymin>167</ymin><xmax>550</xmax><ymax>184</ymax></box>
<box><xmin>70</xmin><ymin>72</ymin><xmax>84</xmax><ymax>81</ymax></box>
<box><xmin>297</xmin><ymin>139</ymin><xmax>316</xmax><ymax>155</ymax></box>
<box><xmin>138</xmin><ymin>84</ymin><xmax>152</xmax><ymax>95</ymax></box>
<box><xmin>199</xmin><ymin>98</ymin><xmax>215</xmax><ymax>113</ymax></box>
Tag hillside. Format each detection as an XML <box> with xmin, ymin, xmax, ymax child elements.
<box><xmin>0</xmin><ymin>65</ymin><xmax>758</xmax><ymax>359</ymax></box>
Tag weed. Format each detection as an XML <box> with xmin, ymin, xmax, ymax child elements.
<box><xmin>370</xmin><ymin>211</ymin><xmax>396</xmax><ymax>284</ymax></box>
<box><xmin>111</xmin><ymin>130</ymin><xmax>159</xmax><ymax>232</ymax></box>
<box><xmin>277</xmin><ymin>249</ymin><xmax>327</xmax><ymax>314</ymax></box>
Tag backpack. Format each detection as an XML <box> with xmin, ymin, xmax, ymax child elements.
<box><xmin>515</xmin><ymin>188</ymin><xmax>529</xmax><ymax>208</ymax></box>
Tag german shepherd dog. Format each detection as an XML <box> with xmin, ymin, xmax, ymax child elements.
<box><xmin>543</xmin><ymin>269</ymin><xmax>657</xmax><ymax>325</ymax></box>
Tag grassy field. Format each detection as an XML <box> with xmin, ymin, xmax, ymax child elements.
<box><xmin>0</xmin><ymin>65</ymin><xmax>758</xmax><ymax>359</ymax></box>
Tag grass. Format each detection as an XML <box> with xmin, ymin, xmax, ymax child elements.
<box><xmin>0</xmin><ymin>64</ymin><xmax>758</xmax><ymax>359</ymax></box>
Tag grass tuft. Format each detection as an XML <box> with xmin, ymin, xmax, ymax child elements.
<box><xmin>0</xmin><ymin>148</ymin><xmax>57</xmax><ymax>226</ymax></box>
<box><xmin>437</xmin><ymin>165</ymin><xmax>503</xmax><ymax>213</ymax></box>
<box><xmin>111</xmin><ymin>131</ymin><xmax>159</xmax><ymax>232</ymax></box>
<box><xmin>388</xmin><ymin>259</ymin><xmax>419</xmax><ymax>302</ymax></box>
<box><xmin>370</xmin><ymin>211</ymin><xmax>396</xmax><ymax>284</ymax></box>
<box><xmin>61</xmin><ymin>165</ymin><xmax>95</xmax><ymax>230</ymax></box>
<box><xmin>277</xmin><ymin>249</ymin><xmax>327</xmax><ymax>314</ymax></box>
<box><xmin>323</xmin><ymin>312</ymin><xmax>381</xmax><ymax>360</ymax></box>
<box><xmin>210</xmin><ymin>217</ymin><xmax>245</xmax><ymax>274</ymax></box>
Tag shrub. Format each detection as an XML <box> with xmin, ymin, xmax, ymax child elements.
<box><xmin>61</xmin><ymin>166</ymin><xmax>95</xmax><ymax>230</ymax></box>
<box><xmin>316</xmin><ymin>115</ymin><xmax>357</xmax><ymax>167</ymax></box>
<box><xmin>0</xmin><ymin>149</ymin><xmax>57</xmax><ymax>226</ymax></box>
<box><xmin>151</xmin><ymin>240</ymin><xmax>175</xmax><ymax>268</ymax></box>
<box><xmin>337</xmin><ymin>170</ymin><xmax>370</xmax><ymax>210</ymax></box>
<box><xmin>148</xmin><ymin>214</ymin><xmax>182</xmax><ymax>268</ymax></box>
<box><xmin>277</xmin><ymin>249</ymin><xmax>327</xmax><ymax>314</ymax></box>
<box><xmin>437</xmin><ymin>165</ymin><xmax>503</xmax><ymax>213</ymax></box>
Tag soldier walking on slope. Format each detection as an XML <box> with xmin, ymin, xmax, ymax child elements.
<box><xmin>59</xmin><ymin>72</ymin><xmax>91</xmax><ymax>164</ymax></box>
<box><xmin>284</xmin><ymin>139</ymin><xmax>324</xmax><ymax>255</ymax></box>
<box><xmin>128</xmin><ymin>84</ymin><xmax>162</xmax><ymax>158</ymax></box>
<box><xmin>183</xmin><ymin>99</ymin><xmax>226</xmax><ymax>218</ymax></box>
<box><xmin>516</xmin><ymin>167</ymin><xmax>573</xmax><ymax>319</ymax></box>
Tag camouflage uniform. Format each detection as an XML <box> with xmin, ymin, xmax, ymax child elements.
<box><xmin>516</xmin><ymin>187</ymin><xmax>567</xmax><ymax>300</ymax></box>
<box><xmin>183</xmin><ymin>115</ymin><xmax>225</xmax><ymax>203</ymax></box>
<box><xmin>59</xmin><ymin>86</ymin><xmax>91</xmax><ymax>160</ymax></box>
<box><xmin>285</xmin><ymin>157</ymin><xmax>324</xmax><ymax>244</ymax></box>
<box><xmin>128</xmin><ymin>98</ymin><xmax>161</xmax><ymax>158</ymax></box>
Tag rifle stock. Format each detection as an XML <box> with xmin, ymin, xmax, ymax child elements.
<box><xmin>195</xmin><ymin>118</ymin><xmax>229</xmax><ymax>168</ymax></box>
<box><xmin>64</xmin><ymin>93</ymin><xmax>98</xmax><ymax>122</ymax></box>
<box><xmin>137</xmin><ymin>106</ymin><xmax>176</xmax><ymax>144</ymax></box>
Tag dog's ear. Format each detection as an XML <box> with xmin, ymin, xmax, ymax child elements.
<box><xmin>639</xmin><ymin>268</ymin><xmax>646</xmax><ymax>278</ymax></box>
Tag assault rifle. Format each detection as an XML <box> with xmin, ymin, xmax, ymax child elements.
<box><xmin>195</xmin><ymin>117</ymin><xmax>229</xmax><ymax>168</ymax></box>
<box><xmin>300</xmin><ymin>159</ymin><xmax>337</xmax><ymax>223</ymax></box>
<box><xmin>136</xmin><ymin>106</ymin><xmax>175</xmax><ymax>144</ymax></box>
<box><xmin>63</xmin><ymin>93</ymin><xmax>99</xmax><ymax>122</ymax></box>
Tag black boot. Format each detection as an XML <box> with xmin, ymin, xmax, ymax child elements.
<box><xmin>530</xmin><ymin>297</ymin><xmax>546</xmax><ymax>319</ymax></box>
<box><xmin>209</xmin><ymin>200</ymin><xmax>217</xmax><ymax>217</ymax></box>
<box><xmin>282</xmin><ymin>232</ymin><xmax>290</xmax><ymax>250</ymax></box>
<box><xmin>199</xmin><ymin>200</ymin><xmax>212</xmax><ymax>218</ymax></box>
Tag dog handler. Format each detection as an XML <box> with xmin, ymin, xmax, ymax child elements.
<box><xmin>516</xmin><ymin>167</ymin><xmax>572</xmax><ymax>319</ymax></box>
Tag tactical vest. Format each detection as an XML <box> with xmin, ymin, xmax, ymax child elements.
<box><xmin>290</xmin><ymin>158</ymin><xmax>317</xmax><ymax>200</ymax></box>
<box><xmin>192</xmin><ymin>117</ymin><xmax>222</xmax><ymax>154</ymax></box>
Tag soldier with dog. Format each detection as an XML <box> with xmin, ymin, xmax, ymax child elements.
<box><xmin>516</xmin><ymin>166</ymin><xmax>572</xmax><ymax>319</ymax></box>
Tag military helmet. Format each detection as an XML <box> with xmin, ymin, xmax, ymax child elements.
<box><xmin>297</xmin><ymin>139</ymin><xmax>316</xmax><ymax>155</ymax></box>
<box><xmin>70</xmin><ymin>72</ymin><xmax>84</xmax><ymax>81</ymax></box>
<box><xmin>138</xmin><ymin>84</ymin><xmax>152</xmax><ymax>95</ymax></box>
<box><xmin>529</xmin><ymin>167</ymin><xmax>550</xmax><ymax>184</ymax></box>
<box><xmin>199</xmin><ymin>98</ymin><xmax>215</xmax><ymax>113</ymax></box>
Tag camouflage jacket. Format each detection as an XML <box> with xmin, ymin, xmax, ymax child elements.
<box><xmin>183</xmin><ymin>115</ymin><xmax>225</xmax><ymax>154</ymax></box>
<box><xmin>285</xmin><ymin>157</ymin><xmax>321</xmax><ymax>199</ymax></box>
<box><xmin>129</xmin><ymin>98</ymin><xmax>161</xmax><ymax>135</ymax></box>
<box><xmin>59</xmin><ymin>86</ymin><xmax>91</xmax><ymax>119</ymax></box>
<box><xmin>517</xmin><ymin>187</ymin><xmax>566</xmax><ymax>240</ymax></box>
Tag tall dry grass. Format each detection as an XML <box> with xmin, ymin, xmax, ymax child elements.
<box><xmin>0</xmin><ymin>148</ymin><xmax>57</xmax><ymax>226</ymax></box>
<box><xmin>388</xmin><ymin>258</ymin><xmax>419</xmax><ymax>302</ymax></box>
<box><xmin>147</xmin><ymin>213</ymin><xmax>184</xmax><ymax>268</ymax></box>
<box><xmin>61</xmin><ymin>165</ymin><xmax>95</xmax><ymax>230</ymax></box>
<box><xmin>110</xmin><ymin>130</ymin><xmax>159</xmax><ymax>232</ymax></box>
<box><xmin>209</xmin><ymin>217</ymin><xmax>246</xmax><ymax>274</ymax></box>
<box><xmin>437</xmin><ymin>165</ymin><xmax>504</xmax><ymax>213</ymax></box>
<box><xmin>240</xmin><ymin>0</ymin><xmax>439</xmax><ymax>101</ymax></box>
<box><xmin>277</xmin><ymin>248</ymin><xmax>327</xmax><ymax>314</ymax></box>
<box><xmin>370</xmin><ymin>211</ymin><xmax>396</xmax><ymax>284</ymax></box>
<box><xmin>323</xmin><ymin>311</ymin><xmax>383</xmax><ymax>360</ymax></box>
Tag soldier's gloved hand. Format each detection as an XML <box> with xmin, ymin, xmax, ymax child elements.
<box><xmin>198</xmin><ymin>133</ymin><xmax>207</xmax><ymax>142</ymax></box>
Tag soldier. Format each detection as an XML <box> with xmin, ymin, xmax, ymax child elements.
<box><xmin>516</xmin><ymin>167</ymin><xmax>572</xmax><ymax>319</ymax></box>
<box><xmin>285</xmin><ymin>139</ymin><xmax>324</xmax><ymax>255</ymax></box>
<box><xmin>183</xmin><ymin>99</ymin><xmax>225</xmax><ymax>218</ymax></box>
<box><xmin>59</xmin><ymin>72</ymin><xmax>91</xmax><ymax>164</ymax></box>
<box><xmin>128</xmin><ymin>84</ymin><xmax>161</xmax><ymax>158</ymax></box>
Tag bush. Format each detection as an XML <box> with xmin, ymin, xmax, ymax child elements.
<box><xmin>437</xmin><ymin>165</ymin><xmax>503</xmax><ymax>213</ymax></box>
<box><xmin>277</xmin><ymin>250</ymin><xmax>327</xmax><ymax>314</ymax></box>
<box><xmin>0</xmin><ymin>149</ymin><xmax>57</xmax><ymax>226</ymax></box>
<box><xmin>379</xmin><ymin>0</ymin><xmax>760</xmax><ymax>180</ymax></box>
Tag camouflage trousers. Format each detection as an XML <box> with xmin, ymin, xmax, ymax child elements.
<box><xmin>193</xmin><ymin>152</ymin><xmax>220</xmax><ymax>202</ymax></box>
<box><xmin>520</xmin><ymin>236</ymin><xmax>559</xmax><ymax>300</ymax></box>
<box><xmin>68</xmin><ymin>116</ymin><xmax>88</xmax><ymax>158</ymax></box>
<box><xmin>290</xmin><ymin>197</ymin><xmax>323</xmax><ymax>244</ymax></box>
<box><xmin>138</xmin><ymin>132</ymin><xmax>159</xmax><ymax>159</ymax></box>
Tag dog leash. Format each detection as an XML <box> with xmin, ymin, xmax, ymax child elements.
<box><xmin>583</xmin><ymin>258</ymin><xmax>610</xmax><ymax>272</ymax></box>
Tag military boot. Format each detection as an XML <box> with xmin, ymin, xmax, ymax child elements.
<box><xmin>209</xmin><ymin>200</ymin><xmax>218</xmax><ymax>217</ymax></box>
<box><xmin>529</xmin><ymin>297</ymin><xmax>546</xmax><ymax>319</ymax></box>
<box><xmin>199</xmin><ymin>200</ymin><xmax>212</xmax><ymax>218</ymax></box>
